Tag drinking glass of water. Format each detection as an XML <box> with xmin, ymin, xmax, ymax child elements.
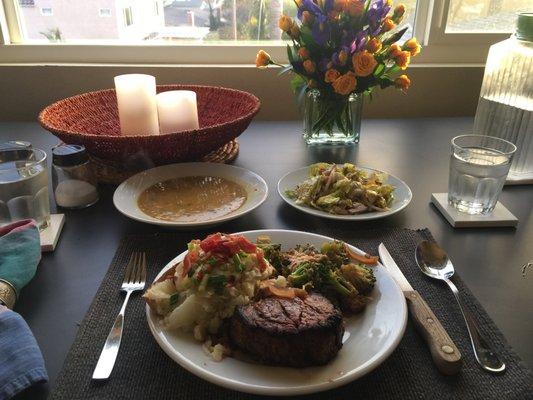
<box><xmin>0</xmin><ymin>147</ymin><xmax>51</xmax><ymax>230</ymax></box>
<box><xmin>448</xmin><ymin>135</ymin><xmax>516</xmax><ymax>215</ymax></box>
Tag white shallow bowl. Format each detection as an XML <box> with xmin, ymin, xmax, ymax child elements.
<box><xmin>146</xmin><ymin>229</ymin><xmax>407</xmax><ymax>396</ymax></box>
<box><xmin>278</xmin><ymin>165</ymin><xmax>412</xmax><ymax>221</ymax></box>
<box><xmin>113</xmin><ymin>163</ymin><xmax>268</xmax><ymax>228</ymax></box>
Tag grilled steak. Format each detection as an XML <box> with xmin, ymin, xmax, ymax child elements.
<box><xmin>229</xmin><ymin>292</ymin><xmax>344</xmax><ymax>367</ymax></box>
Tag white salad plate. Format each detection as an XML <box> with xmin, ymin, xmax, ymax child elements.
<box><xmin>113</xmin><ymin>162</ymin><xmax>268</xmax><ymax>228</ymax></box>
<box><xmin>146</xmin><ymin>229</ymin><xmax>408</xmax><ymax>396</ymax></box>
<box><xmin>277</xmin><ymin>165</ymin><xmax>412</xmax><ymax>221</ymax></box>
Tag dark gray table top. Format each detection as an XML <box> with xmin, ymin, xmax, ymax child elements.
<box><xmin>1</xmin><ymin>119</ymin><xmax>531</xmax><ymax>399</ymax></box>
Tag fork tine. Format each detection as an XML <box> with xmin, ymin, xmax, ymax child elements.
<box><xmin>124</xmin><ymin>252</ymin><xmax>137</xmax><ymax>284</ymax></box>
<box><xmin>133</xmin><ymin>253</ymin><xmax>142</xmax><ymax>284</ymax></box>
<box><xmin>140</xmin><ymin>253</ymin><xmax>147</xmax><ymax>285</ymax></box>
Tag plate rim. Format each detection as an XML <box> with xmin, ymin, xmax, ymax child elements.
<box><xmin>112</xmin><ymin>162</ymin><xmax>268</xmax><ymax>227</ymax></box>
<box><xmin>277</xmin><ymin>165</ymin><xmax>412</xmax><ymax>221</ymax></box>
<box><xmin>145</xmin><ymin>229</ymin><xmax>408</xmax><ymax>396</ymax></box>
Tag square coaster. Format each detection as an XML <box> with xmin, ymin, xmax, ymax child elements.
<box><xmin>40</xmin><ymin>214</ymin><xmax>65</xmax><ymax>252</ymax></box>
<box><xmin>430</xmin><ymin>193</ymin><xmax>518</xmax><ymax>228</ymax></box>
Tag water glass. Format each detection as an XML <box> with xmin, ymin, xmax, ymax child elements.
<box><xmin>0</xmin><ymin>147</ymin><xmax>51</xmax><ymax>230</ymax></box>
<box><xmin>448</xmin><ymin>135</ymin><xmax>516</xmax><ymax>215</ymax></box>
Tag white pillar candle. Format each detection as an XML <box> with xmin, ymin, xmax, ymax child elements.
<box><xmin>114</xmin><ymin>74</ymin><xmax>159</xmax><ymax>136</ymax></box>
<box><xmin>156</xmin><ymin>90</ymin><xmax>199</xmax><ymax>134</ymax></box>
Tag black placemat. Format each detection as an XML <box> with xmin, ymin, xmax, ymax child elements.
<box><xmin>49</xmin><ymin>229</ymin><xmax>533</xmax><ymax>399</ymax></box>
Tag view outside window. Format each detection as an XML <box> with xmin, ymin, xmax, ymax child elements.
<box><xmin>16</xmin><ymin>0</ymin><xmax>417</xmax><ymax>43</ymax></box>
<box><xmin>446</xmin><ymin>0</ymin><xmax>530</xmax><ymax>32</ymax></box>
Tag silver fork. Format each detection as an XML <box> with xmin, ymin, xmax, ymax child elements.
<box><xmin>92</xmin><ymin>252</ymin><xmax>146</xmax><ymax>380</ymax></box>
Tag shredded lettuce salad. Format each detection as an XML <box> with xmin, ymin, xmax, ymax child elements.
<box><xmin>286</xmin><ymin>163</ymin><xmax>394</xmax><ymax>215</ymax></box>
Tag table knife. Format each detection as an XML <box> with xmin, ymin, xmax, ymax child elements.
<box><xmin>378</xmin><ymin>243</ymin><xmax>462</xmax><ymax>375</ymax></box>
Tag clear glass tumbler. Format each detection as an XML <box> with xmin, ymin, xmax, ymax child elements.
<box><xmin>448</xmin><ymin>135</ymin><xmax>516</xmax><ymax>215</ymax></box>
<box><xmin>0</xmin><ymin>147</ymin><xmax>51</xmax><ymax>230</ymax></box>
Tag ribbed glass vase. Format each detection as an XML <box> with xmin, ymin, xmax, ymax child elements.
<box><xmin>303</xmin><ymin>89</ymin><xmax>363</xmax><ymax>145</ymax></box>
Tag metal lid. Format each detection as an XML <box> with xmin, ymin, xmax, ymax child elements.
<box><xmin>516</xmin><ymin>13</ymin><xmax>533</xmax><ymax>42</ymax></box>
<box><xmin>52</xmin><ymin>144</ymin><xmax>89</xmax><ymax>167</ymax></box>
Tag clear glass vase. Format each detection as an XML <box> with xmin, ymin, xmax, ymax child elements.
<box><xmin>303</xmin><ymin>89</ymin><xmax>363</xmax><ymax>145</ymax></box>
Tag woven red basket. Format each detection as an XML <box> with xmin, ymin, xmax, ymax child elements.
<box><xmin>38</xmin><ymin>85</ymin><xmax>260</xmax><ymax>165</ymax></box>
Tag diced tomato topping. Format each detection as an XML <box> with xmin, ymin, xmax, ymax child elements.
<box><xmin>256</xmin><ymin>247</ymin><xmax>268</xmax><ymax>271</ymax></box>
<box><xmin>199</xmin><ymin>233</ymin><xmax>256</xmax><ymax>257</ymax></box>
<box><xmin>182</xmin><ymin>253</ymin><xmax>192</xmax><ymax>277</ymax></box>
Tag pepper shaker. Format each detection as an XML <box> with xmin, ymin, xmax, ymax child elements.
<box><xmin>52</xmin><ymin>144</ymin><xmax>99</xmax><ymax>209</ymax></box>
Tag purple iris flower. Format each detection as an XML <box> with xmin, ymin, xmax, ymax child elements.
<box><xmin>367</xmin><ymin>0</ymin><xmax>391</xmax><ymax>35</ymax></box>
<box><xmin>312</xmin><ymin>20</ymin><xmax>330</xmax><ymax>45</ymax></box>
<box><xmin>298</xmin><ymin>0</ymin><xmax>326</xmax><ymax>22</ymax></box>
<box><xmin>349</xmin><ymin>30</ymin><xmax>367</xmax><ymax>54</ymax></box>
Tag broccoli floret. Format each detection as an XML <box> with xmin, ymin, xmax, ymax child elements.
<box><xmin>321</xmin><ymin>241</ymin><xmax>350</xmax><ymax>267</ymax></box>
<box><xmin>340</xmin><ymin>263</ymin><xmax>376</xmax><ymax>295</ymax></box>
<box><xmin>257</xmin><ymin>242</ymin><xmax>282</xmax><ymax>271</ymax></box>
<box><xmin>319</xmin><ymin>264</ymin><xmax>357</xmax><ymax>298</ymax></box>
<box><xmin>287</xmin><ymin>262</ymin><xmax>315</xmax><ymax>288</ymax></box>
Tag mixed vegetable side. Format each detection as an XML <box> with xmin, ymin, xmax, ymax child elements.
<box><xmin>286</xmin><ymin>162</ymin><xmax>395</xmax><ymax>215</ymax></box>
<box><xmin>257</xmin><ymin>236</ymin><xmax>377</xmax><ymax>313</ymax></box>
<box><xmin>145</xmin><ymin>233</ymin><xmax>378</xmax><ymax>325</ymax></box>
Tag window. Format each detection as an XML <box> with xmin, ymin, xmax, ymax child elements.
<box><xmin>123</xmin><ymin>7</ymin><xmax>133</xmax><ymax>27</ymax></box>
<box><xmin>40</xmin><ymin>7</ymin><xmax>52</xmax><ymax>16</ymax></box>
<box><xmin>446</xmin><ymin>0</ymin><xmax>530</xmax><ymax>33</ymax></box>
<box><xmin>99</xmin><ymin>8</ymin><xmax>111</xmax><ymax>18</ymax></box>
<box><xmin>0</xmin><ymin>0</ymin><xmax>526</xmax><ymax>64</ymax></box>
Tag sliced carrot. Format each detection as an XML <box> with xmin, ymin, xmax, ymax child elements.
<box><xmin>344</xmin><ymin>244</ymin><xmax>379</xmax><ymax>265</ymax></box>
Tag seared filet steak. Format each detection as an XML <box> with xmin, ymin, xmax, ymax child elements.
<box><xmin>230</xmin><ymin>292</ymin><xmax>344</xmax><ymax>367</ymax></box>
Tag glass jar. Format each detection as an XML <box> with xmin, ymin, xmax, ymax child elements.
<box><xmin>473</xmin><ymin>12</ymin><xmax>533</xmax><ymax>184</ymax></box>
<box><xmin>303</xmin><ymin>89</ymin><xmax>363</xmax><ymax>145</ymax></box>
<box><xmin>0</xmin><ymin>146</ymin><xmax>50</xmax><ymax>230</ymax></box>
<box><xmin>52</xmin><ymin>144</ymin><xmax>99</xmax><ymax>209</ymax></box>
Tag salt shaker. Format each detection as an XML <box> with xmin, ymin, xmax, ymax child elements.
<box><xmin>52</xmin><ymin>144</ymin><xmax>99</xmax><ymax>209</ymax></box>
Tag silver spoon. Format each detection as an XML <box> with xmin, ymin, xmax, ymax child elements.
<box><xmin>415</xmin><ymin>240</ymin><xmax>506</xmax><ymax>374</ymax></box>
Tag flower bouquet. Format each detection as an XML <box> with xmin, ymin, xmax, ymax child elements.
<box><xmin>256</xmin><ymin>0</ymin><xmax>420</xmax><ymax>144</ymax></box>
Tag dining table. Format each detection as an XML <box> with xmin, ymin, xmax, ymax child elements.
<box><xmin>0</xmin><ymin>118</ymin><xmax>532</xmax><ymax>399</ymax></box>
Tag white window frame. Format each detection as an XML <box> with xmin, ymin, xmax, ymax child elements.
<box><xmin>0</xmin><ymin>0</ymin><xmax>514</xmax><ymax>65</ymax></box>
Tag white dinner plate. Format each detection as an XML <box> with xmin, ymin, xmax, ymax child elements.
<box><xmin>113</xmin><ymin>163</ymin><xmax>268</xmax><ymax>228</ymax></box>
<box><xmin>146</xmin><ymin>229</ymin><xmax>407</xmax><ymax>396</ymax></box>
<box><xmin>277</xmin><ymin>165</ymin><xmax>412</xmax><ymax>221</ymax></box>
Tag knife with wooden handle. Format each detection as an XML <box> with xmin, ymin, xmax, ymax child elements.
<box><xmin>378</xmin><ymin>243</ymin><xmax>462</xmax><ymax>375</ymax></box>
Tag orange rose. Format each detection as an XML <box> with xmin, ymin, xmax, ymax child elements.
<box><xmin>388</xmin><ymin>44</ymin><xmax>402</xmax><ymax>58</ymax></box>
<box><xmin>255</xmin><ymin>50</ymin><xmax>271</xmax><ymax>68</ymax></box>
<box><xmin>334</xmin><ymin>0</ymin><xmax>346</xmax><ymax>12</ymax></box>
<box><xmin>393</xmin><ymin>4</ymin><xmax>406</xmax><ymax>23</ymax></box>
<box><xmin>298</xmin><ymin>47</ymin><xmax>310</xmax><ymax>59</ymax></box>
<box><xmin>345</xmin><ymin>0</ymin><xmax>364</xmax><ymax>17</ymax></box>
<box><xmin>332</xmin><ymin>72</ymin><xmax>357</xmax><ymax>95</ymax></box>
<box><xmin>302</xmin><ymin>11</ymin><xmax>314</xmax><ymax>25</ymax></box>
<box><xmin>278</xmin><ymin>15</ymin><xmax>293</xmax><ymax>32</ymax></box>
<box><xmin>338</xmin><ymin>50</ymin><xmax>348</xmax><ymax>65</ymax></box>
<box><xmin>303</xmin><ymin>59</ymin><xmax>316</xmax><ymax>74</ymax></box>
<box><xmin>404</xmin><ymin>37</ymin><xmax>421</xmax><ymax>56</ymax></box>
<box><xmin>289</xmin><ymin>23</ymin><xmax>300</xmax><ymax>38</ymax></box>
<box><xmin>366</xmin><ymin>38</ymin><xmax>382</xmax><ymax>53</ymax></box>
<box><xmin>352</xmin><ymin>50</ymin><xmax>377</xmax><ymax>77</ymax></box>
<box><xmin>382</xmin><ymin>17</ymin><xmax>396</xmax><ymax>32</ymax></box>
<box><xmin>395</xmin><ymin>51</ymin><xmax>411</xmax><ymax>69</ymax></box>
<box><xmin>325</xmin><ymin>69</ymin><xmax>341</xmax><ymax>83</ymax></box>
<box><xmin>394</xmin><ymin>74</ymin><xmax>411</xmax><ymax>91</ymax></box>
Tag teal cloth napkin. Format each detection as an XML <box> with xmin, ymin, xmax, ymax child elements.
<box><xmin>0</xmin><ymin>219</ymin><xmax>41</xmax><ymax>295</ymax></box>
